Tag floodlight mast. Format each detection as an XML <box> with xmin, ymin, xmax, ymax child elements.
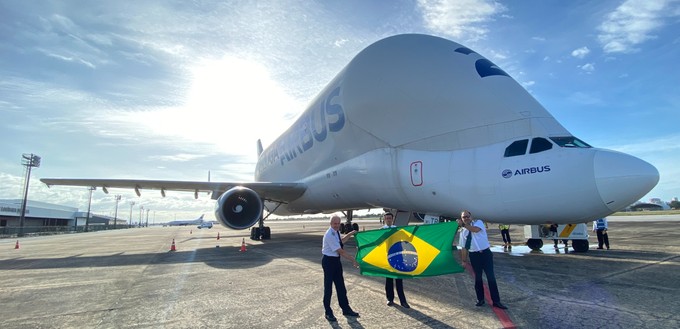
<box><xmin>18</xmin><ymin>153</ymin><xmax>40</xmax><ymax>237</ymax></box>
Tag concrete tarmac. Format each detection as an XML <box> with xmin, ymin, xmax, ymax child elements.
<box><xmin>1</xmin><ymin>217</ymin><xmax>679</xmax><ymax>329</ymax></box>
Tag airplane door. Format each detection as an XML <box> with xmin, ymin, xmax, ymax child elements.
<box><xmin>410</xmin><ymin>161</ymin><xmax>423</xmax><ymax>186</ymax></box>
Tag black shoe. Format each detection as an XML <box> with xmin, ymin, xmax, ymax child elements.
<box><xmin>400</xmin><ymin>302</ymin><xmax>411</xmax><ymax>309</ymax></box>
<box><xmin>386</xmin><ymin>300</ymin><xmax>395</xmax><ymax>306</ymax></box>
<box><xmin>343</xmin><ymin>310</ymin><xmax>360</xmax><ymax>317</ymax></box>
<box><xmin>475</xmin><ymin>300</ymin><xmax>485</xmax><ymax>307</ymax></box>
<box><xmin>325</xmin><ymin>314</ymin><xmax>337</xmax><ymax>322</ymax></box>
<box><xmin>597</xmin><ymin>247</ymin><xmax>603</xmax><ymax>249</ymax></box>
<box><xmin>607</xmin><ymin>247</ymin><xmax>610</xmax><ymax>250</ymax></box>
<box><xmin>493</xmin><ymin>302</ymin><xmax>508</xmax><ymax>310</ymax></box>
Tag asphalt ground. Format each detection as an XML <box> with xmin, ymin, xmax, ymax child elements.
<box><xmin>1</xmin><ymin>216</ymin><xmax>679</xmax><ymax>329</ymax></box>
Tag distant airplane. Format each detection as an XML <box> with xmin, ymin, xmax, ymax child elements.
<box><xmin>166</xmin><ymin>214</ymin><xmax>205</xmax><ymax>226</ymax></box>
<box><xmin>41</xmin><ymin>34</ymin><xmax>658</xmax><ymax>242</ymax></box>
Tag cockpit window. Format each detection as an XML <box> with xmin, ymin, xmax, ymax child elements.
<box><xmin>504</xmin><ymin>139</ymin><xmax>528</xmax><ymax>157</ymax></box>
<box><xmin>530</xmin><ymin>137</ymin><xmax>553</xmax><ymax>154</ymax></box>
<box><xmin>549</xmin><ymin>136</ymin><xmax>592</xmax><ymax>148</ymax></box>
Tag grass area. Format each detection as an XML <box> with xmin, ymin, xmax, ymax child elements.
<box><xmin>612</xmin><ymin>209</ymin><xmax>680</xmax><ymax>216</ymax></box>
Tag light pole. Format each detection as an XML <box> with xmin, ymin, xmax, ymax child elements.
<box><xmin>129</xmin><ymin>201</ymin><xmax>136</xmax><ymax>228</ymax></box>
<box><xmin>139</xmin><ymin>205</ymin><xmax>144</xmax><ymax>228</ymax></box>
<box><xmin>113</xmin><ymin>195</ymin><xmax>121</xmax><ymax>229</ymax></box>
<box><xmin>19</xmin><ymin>153</ymin><xmax>40</xmax><ymax>237</ymax></box>
<box><xmin>85</xmin><ymin>186</ymin><xmax>95</xmax><ymax>232</ymax></box>
<box><xmin>145</xmin><ymin>209</ymin><xmax>150</xmax><ymax>227</ymax></box>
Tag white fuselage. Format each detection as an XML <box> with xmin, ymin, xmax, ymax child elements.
<box><xmin>254</xmin><ymin>34</ymin><xmax>658</xmax><ymax>224</ymax></box>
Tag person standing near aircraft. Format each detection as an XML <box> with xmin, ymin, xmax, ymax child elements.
<box><xmin>381</xmin><ymin>212</ymin><xmax>410</xmax><ymax>308</ymax></box>
<box><xmin>458</xmin><ymin>210</ymin><xmax>508</xmax><ymax>310</ymax></box>
<box><xmin>498</xmin><ymin>224</ymin><xmax>511</xmax><ymax>247</ymax></box>
<box><xmin>550</xmin><ymin>224</ymin><xmax>559</xmax><ymax>248</ymax></box>
<box><xmin>592</xmin><ymin>218</ymin><xmax>610</xmax><ymax>250</ymax></box>
<box><xmin>322</xmin><ymin>215</ymin><xmax>360</xmax><ymax>322</ymax></box>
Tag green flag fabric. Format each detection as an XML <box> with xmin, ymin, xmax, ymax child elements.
<box><xmin>355</xmin><ymin>221</ymin><xmax>464</xmax><ymax>279</ymax></box>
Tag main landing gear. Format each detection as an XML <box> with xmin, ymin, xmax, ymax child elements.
<box><xmin>250</xmin><ymin>203</ymin><xmax>279</xmax><ymax>240</ymax></box>
<box><xmin>339</xmin><ymin>210</ymin><xmax>359</xmax><ymax>234</ymax></box>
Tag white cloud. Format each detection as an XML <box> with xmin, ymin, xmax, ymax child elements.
<box><xmin>571</xmin><ymin>46</ymin><xmax>590</xmax><ymax>58</ymax></box>
<box><xmin>417</xmin><ymin>0</ymin><xmax>507</xmax><ymax>41</ymax></box>
<box><xmin>597</xmin><ymin>0</ymin><xmax>679</xmax><ymax>53</ymax></box>
<box><xmin>579</xmin><ymin>63</ymin><xmax>595</xmax><ymax>72</ymax></box>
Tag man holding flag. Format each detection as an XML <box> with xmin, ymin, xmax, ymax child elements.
<box><xmin>458</xmin><ymin>210</ymin><xmax>508</xmax><ymax>309</ymax></box>
<box><xmin>321</xmin><ymin>215</ymin><xmax>360</xmax><ymax>322</ymax></box>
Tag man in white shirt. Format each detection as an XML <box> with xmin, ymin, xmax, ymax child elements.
<box><xmin>458</xmin><ymin>210</ymin><xmax>507</xmax><ymax>310</ymax></box>
<box><xmin>322</xmin><ymin>215</ymin><xmax>359</xmax><ymax>322</ymax></box>
<box><xmin>381</xmin><ymin>212</ymin><xmax>410</xmax><ymax>308</ymax></box>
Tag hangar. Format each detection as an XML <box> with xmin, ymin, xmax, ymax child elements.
<box><xmin>0</xmin><ymin>199</ymin><xmax>125</xmax><ymax>237</ymax></box>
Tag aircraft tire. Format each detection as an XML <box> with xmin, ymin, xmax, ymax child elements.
<box><xmin>339</xmin><ymin>223</ymin><xmax>346</xmax><ymax>234</ymax></box>
<box><xmin>263</xmin><ymin>226</ymin><xmax>271</xmax><ymax>240</ymax></box>
<box><xmin>571</xmin><ymin>239</ymin><xmax>589</xmax><ymax>252</ymax></box>
<box><xmin>250</xmin><ymin>227</ymin><xmax>261</xmax><ymax>240</ymax></box>
<box><xmin>352</xmin><ymin>223</ymin><xmax>359</xmax><ymax>232</ymax></box>
<box><xmin>527</xmin><ymin>238</ymin><xmax>543</xmax><ymax>250</ymax></box>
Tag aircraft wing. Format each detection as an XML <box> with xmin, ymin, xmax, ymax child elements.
<box><xmin>40</xmin><ymin>178</ymin><xmax>307</xmax><ymax>203</ymax></box>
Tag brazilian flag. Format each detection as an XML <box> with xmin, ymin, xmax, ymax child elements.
<box><xmin>355</xmin><ymin>221</ymin><xmax>464</xmax><ymax>279</ymax></box>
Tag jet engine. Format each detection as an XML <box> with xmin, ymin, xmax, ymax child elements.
<box><xmin>214</xmin><ymin>187</ymin><xmax>263</xmax><ymax>230</ymax></box>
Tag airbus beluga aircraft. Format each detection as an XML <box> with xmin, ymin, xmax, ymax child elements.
<box><xmin>41</xmin><ymin>34</ymin><xmax>659</xmax><ymax>241</ymax></box>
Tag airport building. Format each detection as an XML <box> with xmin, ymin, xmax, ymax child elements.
<box><xmin>0</xmin><ymin>199</ymin><xmax>126</xmax><ymax>236</ymax></box>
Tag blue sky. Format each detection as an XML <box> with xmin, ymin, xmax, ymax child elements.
<box><xmin>1</xmin><ymin>0</ymin><xmax>678</xmax><ymax>221</ymax></box>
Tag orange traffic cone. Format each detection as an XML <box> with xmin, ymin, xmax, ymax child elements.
<box><xmin>217</xmin><ymin>232</ymin><xmax>220</xmax><ymax>240</ymax></box>
<box><xmin>239</xmin><ymin>238</ymin><xmax>247</xmax><ymax>252</ymax></box>
<box><xmin>14</xmin><ymin>240</ymin><xmax>19</xmax><ymax>249</ymax></box>
<box><xmin>170</xmin><ymin>239</ymin><xmax>176</xmax><ymax>251</ymax></box>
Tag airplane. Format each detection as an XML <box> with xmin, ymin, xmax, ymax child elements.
<box><xmin>41</xmin><ymin>33</ymin><xmax>659</xmax><ymax>248</ymax></box>
<box><xmin>166</xmin><ymin>214</ymin><xmax>205</xmax><ymax>227</ymax></box>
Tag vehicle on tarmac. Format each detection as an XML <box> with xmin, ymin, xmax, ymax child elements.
<box><xmin>197</xmin><ymin>222</ymin><xmax>213</xmax><ymax>229</ymax></box>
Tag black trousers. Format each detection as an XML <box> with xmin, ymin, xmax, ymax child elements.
<box><xmin>500</xmin><ymin>229</ymin><xmax>511</xmax><ymax>244</ymax></box>
<box><xmin>596</xmin><ymin>229</ymin><xmax>610</xmax><ymax>248</ymax></box>
<box><xmin>468</xmin><ymin>248</ymin><xmax>501</xmax><ymax>304</ymax></box>
<box><xmin>322</xmin><ymin>255</ymin><xmax>350</xmax><ymax>315</ymax></box>
<box><xmin>385</xmin><ymin>278</ymin><xmax>407</xmax><ymax>303</ymax></box>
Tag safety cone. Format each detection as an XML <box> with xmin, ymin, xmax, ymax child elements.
<box><xmin>239</xmin><ymin>238</ymin><xmax>247</xmax><ymax>252</ymax></box>
<box><xmin>217</xmin><ymin>232</ymin><xmax>220</xmax><ymax>240</ymax></box>
<box><xmin>14</xmin><ymin>240</ymin><xmax>20</xmax><ymax>249</ymax></box>
<box><xmin>170</xmin><ymin>239</ymin><xmax>176</xmax><ymax>251</ymax></box>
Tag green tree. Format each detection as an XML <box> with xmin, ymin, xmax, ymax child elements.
<box><xmin>670</xmin><ymin>200</ymin><xmax>680</xmax><ymax>210</ymax></box>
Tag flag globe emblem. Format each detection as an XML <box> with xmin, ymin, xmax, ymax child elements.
<box><xmin>387</xmin><ymin>241</ymin><xmax>418</xmax><ymax>272</ymax></box>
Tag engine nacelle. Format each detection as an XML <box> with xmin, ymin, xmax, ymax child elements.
<box><xmin>214</xmin><ymin>187</ymin><xmax>263</xmax><ymax>230</ymax></box>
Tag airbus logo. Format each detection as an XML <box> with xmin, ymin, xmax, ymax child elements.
<box><xmin>502</xmin><ymin>165</ymin><xmax>551</xmax><ymax>178</ymax></box>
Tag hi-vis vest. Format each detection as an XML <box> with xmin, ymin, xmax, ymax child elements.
<box><xmin>499</xmin><ymin>224</ymin><xmax>510</xmax><ymax>230</ymax></box>
<box><xmin>595</xmin><ymin>219</ymin><xmax>606</xmax><ymax>229</ymax></box>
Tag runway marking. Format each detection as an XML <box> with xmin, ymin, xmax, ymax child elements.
<box><xmin>463</xmin><ymin>262</ymin><xmax>516</xmax><ymax>329</ymax></box>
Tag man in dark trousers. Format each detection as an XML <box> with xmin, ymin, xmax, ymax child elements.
<box><xmin>592</xmin><ymin>218</ymin><xmax>610</xmax><ymax>250</ymax></box>
<box><xmin>381</xmin><ymin>212</ymin><xmax>410</xmax><ymax>308</ymax></box>
<box><xmin>458</xmin><ymin>210</ymin><xmax>508</xmax><ymax>310</ymax></box>
<box><xmin>321</xmin><ymin>215</ymin><xmax>360</xmax><ymax>322</ymax></box>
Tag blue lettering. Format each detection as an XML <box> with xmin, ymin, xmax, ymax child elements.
<box><xmin>512</xmin><ymin>165</ymin><xmax>551</xmax><ymax>176</ymax></box>
<box><xmin>311</xmin><ymin>102</ymin><xmax>327</xmax><ymax>142</ymax></box>
<box><xmin>326</xmin><ymin>87</ymin><xmax>345</xmax><ymax>132</ymax></box>
<box><xmin>267</xmin><ymin>87</ymin><xmax>346</xmax><ymax>167</ymax></box>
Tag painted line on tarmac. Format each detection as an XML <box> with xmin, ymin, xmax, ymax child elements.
<box><xmin>463</xmin><ymin>262</ymin><xmax>516</xmax><ymax>329</ymax></box>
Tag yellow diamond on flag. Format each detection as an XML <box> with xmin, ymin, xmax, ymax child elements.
<box><xmin>361</xmin><ymin>228</ymin><xmax>440</xmax><ymax>276</ymax></box>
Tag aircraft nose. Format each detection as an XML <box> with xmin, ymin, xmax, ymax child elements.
<box><xmin>594</xmin><ymin>150</ymin><xmax>659</xmax><ymax>212</ymax></box>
